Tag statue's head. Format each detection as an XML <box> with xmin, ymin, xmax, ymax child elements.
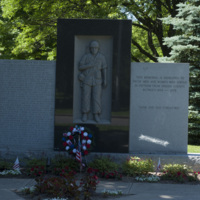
<box><xmin>90</xmin><ymin>41</ymin><xmax>99</xmax><ymax>55</ymax></box>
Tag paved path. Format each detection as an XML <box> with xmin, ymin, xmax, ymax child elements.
<box><xmin>0</xmin><ymin>178</ymin><xmax>35</xmax><ymax>200</ymax></box>
<box><xmin>0</xmin><ymin>178</ymin><xmax>200</xmax><ymax>200</ymax></box>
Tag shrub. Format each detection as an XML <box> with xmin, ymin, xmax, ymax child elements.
<box><xmin>0</xmin><ymin>160</ymin><xmax>12</xmax><ymax>171</ymax></box>
<box><xmin>34</xmin><ymin>169</ymin><xmax>99</xmax><ymax>200</ymax></box>
<box><xmin>161</xmin><ymin>164</ymin><xmax>198</xmax><ymax>183</ymax></box>
<box><xmin>102</xmin><ymin>171</ymin><xmax>122</xmax><ymax>180</ymax></box>
<box><xmin>122</xmin><ymin>156</ymin><xmax>154</xmax><ymax>176</ymax></box>
<box><xmin>25</xmin><ymin>158</ymin><xmax>46</xmax><ymax>177</ymax></box>
<box><xmin>50</xmin><ymin>155</ymin><xmax>79</xmax><ymax>175</ymax></box>
<box><xmin>81</xmin><ymin>168</ymin><xmax>99</xmax><ymax>200</ymax></box>
<box><xmin>34</xmin><ymin>173</ymin><xmax>80</xmax><ymax>199</ymax></box>
<box><xmin>88</xmin><ymin>156</ymin><xmax>122</xmax><ymax>179</ymax></box>
<box><xmin>88</xmin><ymin>156</ymin><xmax>119</xmax><ymax>173</ymax></box>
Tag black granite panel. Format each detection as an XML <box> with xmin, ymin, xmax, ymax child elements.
<box><xmin>55</xmin><ymin>19</ymin><xmax>132</xmax><ymax>153</ymax></box>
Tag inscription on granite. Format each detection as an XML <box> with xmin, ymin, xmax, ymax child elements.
<box><xmin>129</xmin><ymin>63</ymin><xmax>189</xmax><ymax>154</ymax></box>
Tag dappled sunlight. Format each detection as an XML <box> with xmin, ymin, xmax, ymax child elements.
<box><xmin>159</xmin><ymin>195</ymin><xmax>175</xmax><ymax>199</ymax></box>
<box><xmin>139</xmin><ymin>134</ymin><xmax>169</xmax><ymax>147</ymax></box>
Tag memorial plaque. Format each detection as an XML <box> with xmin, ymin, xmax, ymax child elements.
<box><xmin>129</xmin><ymin>63</ymin><xmax>189</xmax><ymax>154</ymax></box>
<box><xmin>55</xmin><ymin>19</ymin><xmax>132</xmax><ymax>153</ymax></box>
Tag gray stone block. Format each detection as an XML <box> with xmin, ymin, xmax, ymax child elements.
<box><xmin>129</xmin><ymin>63</ymin><xmax>189</xmax><ymax>154</ymax></box>
<box><xmin>0</xmin><ymin>60</ymin><xmax>56</xmax><ymax>156</ymax></box>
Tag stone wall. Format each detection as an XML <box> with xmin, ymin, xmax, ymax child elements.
<box><xmin>0</xmin><ymin>60</ymin><xmax>56</xmax><ymax>158</ymax></box>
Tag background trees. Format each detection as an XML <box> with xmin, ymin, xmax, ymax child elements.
<box><xmin>0</xmin><ymin>0</ymin><xmax>182</xmax><ymax>61</ymax></box>
<box><xmin>121</xmin><ymin>0</ymin><xmax>183</xmax><ymax>62</ymax></box>
<box><xmin>0</xmin><ymin>0</ymin><xmax>123</xmax><ymax>60</ymax></box>
<box><xmin>159</xmin><ymin>0</ymin><xmax>200</xmax><ymax>143</ymax></box>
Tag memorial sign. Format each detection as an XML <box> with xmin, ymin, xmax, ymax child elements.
<box><xmin>129</xmin><ymin>63</ymin><xmax>189</xmax><ymax>154</ymax></box>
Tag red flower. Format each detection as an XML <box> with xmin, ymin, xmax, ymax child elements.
<box><xmin>70</xmin><ymin>127</ymin><xmax>73</xmax><ymax>131</ymax></box>
<box><xmin>93</xmin><ymin>175</ymin><xmax>98</xmax><ymax>180</ymax></box>
<box><xmin>84</xmin><ymin>150</ymin><xmax>88</xmax><ymax>155</ymax></box>
<box><xmin>86</xmin><ymin>144</ymin><xmax>91</xmax><ymax>149</ymax></box>
<box><xmin>177</xmin><ymin>172</ymin><xmax>181</xmax><ymax>176</ymax></box>
<box><xmin>69</xmin><ymin>135</ymin><xmax>73</xmax><ymax>140</ymax></box>
<box><xmin>63</xmin><ymin>142</ymin><xmax>67</xmax><ymax>147</ymax></box>
<box><xmin>87</xmin><ymin>168</ymin><xmax>93</xmax><ymax>173</ymax></box>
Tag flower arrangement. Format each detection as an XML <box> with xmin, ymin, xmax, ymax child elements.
<box><xmin>0</xmin><ymin>169</ymin><xmax>21</xmax><ymax>175</ymax></box>
<box><xmin>62</xmin><ymin>125</ymin><xmax>93</xmax><ymax>157</ymax></box>
<box><xmin>135</xmin><ymin>175</ymin><xmax>160</xmax><ymax>182</ymax></box>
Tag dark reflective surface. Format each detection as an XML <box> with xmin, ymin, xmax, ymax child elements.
<box><xmin>55</xmin><ymin>19</ymin><xmax>132</xmax><ymax>153</ymax></box>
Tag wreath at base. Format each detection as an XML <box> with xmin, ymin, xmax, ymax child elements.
<box><xmin>62</xmin><ymin>125</ymin><xmax>93</xmax><ymax>157</ymax></box>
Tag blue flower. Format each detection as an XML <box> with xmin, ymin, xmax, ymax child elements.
<box><xmin>88</xmin><ymin>134</ymin><xmax>92</xmax><ymax>138</ymax></box>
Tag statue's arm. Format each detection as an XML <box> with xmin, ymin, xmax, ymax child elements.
<box><xmin>79</xmin><ymin>55</ymin><xmax>93</xmax><ymax>71</ymax></box>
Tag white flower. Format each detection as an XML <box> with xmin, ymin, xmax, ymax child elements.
<box><xmin>65</xmin><ymin>146</ymin><xmax>70</xmax><ymax>150</ymax></box>
<box><xmin>82</xmin><ymin>139</ymin><xmax>86</xmax><ymax>144</ymax></box>
<box><xmin>80</xmin><ymin>127</ymin><xmax>84</xmax><ymax>131</ymax></box>
<box><xmin>72</xmin><ymin>128</ymin><xmax>77</xmax><ymax>133</ymax></box>
<box><xmin>102</xmin><ymin>189</ymin><xmax>123</xmax><ymax>195</ymax></box>
<box><xmin>87</xmin><ymin>139</ymin><xmax>92</xmax><ymax>144</ymax></box>
<box><xmin>0</xmin><ymin>170</ymin><xmax>21</xmax><ymax>175</ymax></box>
<box><xmin>67</xmin><ymin>132</ymin><xmax>71</xmax><ymax>136</ymax></box>
<box><xmin>72</xmin><ymin>149</ymin><xmax>77</xmax><ymax>153</ymax></box>
<box><xmin>135</xmin><ymin>175</ymin><xmax>160</xmax><ymax>182</ymax></box>
<box><xmin>82</xmin><ymin>145</ymin><xmax>87</xmax><ymax>150</ymax></box>
<box><xmin>83</xmin><ymin>132</ymin><xmax>88</xmax><ymax>137</ymax></box>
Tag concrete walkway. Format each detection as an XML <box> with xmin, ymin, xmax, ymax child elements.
<box><xmin>0</xmin><ymin>178</ymin><xmax>200</xmax><ymax>200</ymax></box>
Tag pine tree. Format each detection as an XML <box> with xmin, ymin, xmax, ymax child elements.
<box><xmin>159</xmin><ymin>0</ymin><xmax>200</xmax><ymax>144</ymax></box>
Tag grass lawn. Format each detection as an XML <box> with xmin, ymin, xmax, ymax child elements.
<box><xmin>188</xmin><ymin>145</ymin><xmax>200</xmax><ymax>153</ymax></box>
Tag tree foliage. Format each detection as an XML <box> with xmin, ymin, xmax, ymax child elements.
<box><xmin>121</xmin><ymin>0</ymin><xmax>184</xmax><ymax>62</ymax></box>
<box><xmin>159</xmin><ymin>0</ymin><xmax>200</xmax><ymax>142</ymax></box>
<box><xmin>0</xmin><ymin>0</ymin><xmax>182</xmax><ymax>61</ymax></box>
<box><xmin>0</xmin><ymin>0</ymin><xmax>124</xmax><ymax>60</ymax></box>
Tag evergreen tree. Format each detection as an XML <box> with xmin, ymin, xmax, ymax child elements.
<box><xmin>159</xmin><ymin>0</ymin><xmax>200</xmax><ymax>143</ymax></box>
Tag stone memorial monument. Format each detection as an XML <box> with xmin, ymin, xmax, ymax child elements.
<box><xmin>55</xmin><ymin>19</ymin><xmax>132</xmax><ymax>152</ymax></box>
<box><xmin>129</xmin><ymin>63</ymin><xmax>189</xmax><ymax>154</ymax></box>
